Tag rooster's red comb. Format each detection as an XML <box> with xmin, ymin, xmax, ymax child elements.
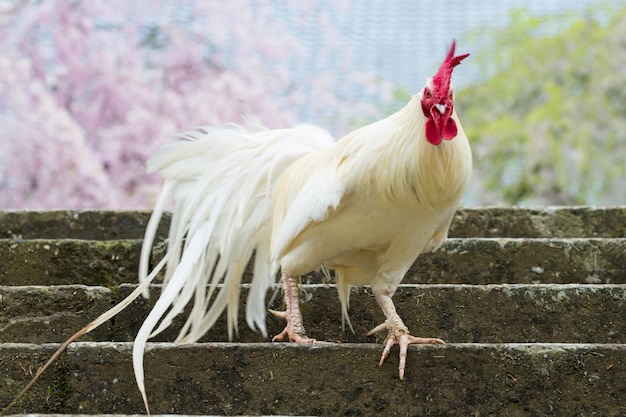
<box><xmin>432</xmin><ymin>40</ymin><xmax>470</xmax><ymax>99</ymax></box>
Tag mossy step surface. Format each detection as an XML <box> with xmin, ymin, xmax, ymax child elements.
<box><xmin>2</xmin><ymin>238</ymin><xmax>624</xmax><ymax>286</ymax></box>
<box><xmin>1</xmin><ymin>342</ymin><xmax>625</xmax><ymax>415</ymax></box>
<box><xmin>1</xmin><ymin>207</ymin><xmax>624</xmax><ymax>240</ymax></box>
<box><xmin>0</xmin><ymin>239</ymin><xmax>143</xmax><ymax>287</ymax></box>
<box><xmin>2</xmin><ymin>284</ymin><xmax>625</xmax><ymax>344</ymax></box>
<box><xmin>0</xmin><ymin>210</ymin><xmax>161</xmax><ymax>241</ymax></box>
<box><xmin>452</xmin><ymin>206</ymin><xmax>626</xmax><ymax>238</ymax></box>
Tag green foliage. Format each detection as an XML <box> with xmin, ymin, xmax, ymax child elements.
<box><xmin>457</xmin><ymin>5</ymin><xmax>626</xmax><ymax>205</ymax></box>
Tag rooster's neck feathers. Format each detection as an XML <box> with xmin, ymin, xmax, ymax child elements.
<box><xmin>330</xmin><ymin>96</ymin><xmax>470</xmax><ymax>211</ymax></box>
<box><xmin>393</xmin><ymin>98</ymin><xmax>471</xmax><ymax>208</ymax></box>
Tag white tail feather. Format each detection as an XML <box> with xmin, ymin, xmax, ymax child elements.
<box><xmin>138</xmin><ymin>180</ymin><xmax>174</xmax><ymax>298</ymax></box>
<box><xmin>135</xmin><ymin>122</ymin><xmax>334</xmax><ymax>411</ymax></box>
<box><xmin>133</xmin><ymin>223</ymin><xmax>212</xmax><ymax>413</ymax></box>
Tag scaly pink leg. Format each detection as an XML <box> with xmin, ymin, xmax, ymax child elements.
<box><xmin>269</xmin><ymin>272</ymin><xmax>315</xmax><ymax>343</ymax></box>
<box><xmin>368</xmin><ymin>290</ymin><xmax>444</xmax><ymax>380</ymax></box>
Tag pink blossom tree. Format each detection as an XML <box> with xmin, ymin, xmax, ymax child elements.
<box><xmin>0</xmin><ymin>1</ymin><xmax>391</xmax><ymax>209</ymax></box>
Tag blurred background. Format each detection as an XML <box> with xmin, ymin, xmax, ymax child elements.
<box><xmin>0</xmin><ymin>0</ymin><xmax>624</xmax><ymax>209</ymax></box>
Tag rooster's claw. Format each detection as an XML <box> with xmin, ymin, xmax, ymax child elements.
<box><xmin>369</xmin><ymin>320</ymin><xmax>444</xmax><ymax>380</ymax></box>
<box><xmin>269</xmin><ymin>309</ymin><xmax>315</xmax><ymax>343</ymax></box>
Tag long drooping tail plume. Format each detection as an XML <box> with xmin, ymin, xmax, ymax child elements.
<box><xmin>135</xmin><ymin>121</ymin><xmax>335</xmax><ymax>412</ymax></box>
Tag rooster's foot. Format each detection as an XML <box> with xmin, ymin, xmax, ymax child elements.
<box><xmin>269</xmin><ymin>271</ymin><xmax>315</xmax><ymax>343</ymax></box>
<box><xmin>368</xmin><ymin>320</ymin><xmax>444</xmax><ymax>380</ymax></box>
<box><xmin>370</xmin><ymin>289</ymin><xmax>445</xmax><ymax>380</ymax></box>
<box><xmin>269</xmin><ymin>309</ymin><xmax>315</xmax><ymax>343</ymax></box>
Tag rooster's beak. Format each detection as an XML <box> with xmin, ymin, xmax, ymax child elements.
<box><xmin>435</xmin><ymin>104</ymin><xmax>447</xmax><ymax>114</ymax></box>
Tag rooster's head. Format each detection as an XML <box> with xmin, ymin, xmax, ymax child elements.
<box><xmin>420</xmin><ymin>40</ymin><xmax>469</xmax><ymax>146</ymax></box>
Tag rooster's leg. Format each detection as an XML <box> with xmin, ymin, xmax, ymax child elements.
<box><xmin>269</xmin><ymin>272</ymin><xmax>315</xmax><ymax>343</ymax></box>
<box><xmin>368</xmin><ymin>290</ymin><xmax>444</xmax><ymax>380</ymax></box>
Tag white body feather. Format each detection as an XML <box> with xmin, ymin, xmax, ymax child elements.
<box><xmin>272</xmin><ymin>95</ymin><xmax>471</xmax><ymax>323</ymax></box>
<box><xmin>135</xmin><ymin>93</ymin><xmax>471</xmax><ymax>411</ymax></box>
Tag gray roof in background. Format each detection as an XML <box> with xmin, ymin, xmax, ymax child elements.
<box><xmin>336</xmin><ymin>0</ymin><xmax>622</xmax><ymax>90</ymax></box>
<box><xmin>278</xmin><ymin>0</ymin><xmax>624</xmax><ymax>125</ymax></box>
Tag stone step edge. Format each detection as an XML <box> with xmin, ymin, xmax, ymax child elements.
<box><xmin>4</xmin><ymin>282</ymin><xmax>626</xmax><ymax>345</ymax></box>
<box><xmin>3</xmin><ymin>206</ymin><xmax>626</xmax><ymax>240</ymax></box>
<box><xmin>4</xmin><ymin>413</ymin><xmax>217</xmax><ymax>417</ymax></box>
<box><xmin>3</xmin><ymin>236</ymin><xmax>624</xmax><ymax>243</ymax></box>
<box><xmin>2</xmin><ymin>342</ymin><xmax>625</xmax><ymax>415</ymax></box>
<box><xmin>3</xmin><ymin>340</ymin><xmax>626</xmax><ymax>350</ymax></box>
<box><xmin>3</xmin><ymin>236</ymin><xmax>625</xmax><ymax>287</ymax></box>
<box><xmin>4</xmin><ymin>413</ymin><xmax>191</xmax><ymax>417</ymax></box>
<box><xmin>4</xmin><ymin>282</ymin><xmax>626</xmax><ymax>290</ymax></box>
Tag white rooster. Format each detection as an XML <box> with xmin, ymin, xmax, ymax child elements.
<box><xmin>131</xmin><ymin>41</ymin><xmax>472</xmax><ymax>412</ymax></box>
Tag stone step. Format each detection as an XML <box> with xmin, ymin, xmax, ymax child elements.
<box><xmin>0</xmin><ymin>239</ymin><xmax>142</xmax><ymax>287</ymax></box>
<box><xmin>452</xmin><ymin>206</ymin><xmax>626</xmax><ymax>238</ymax></box>
<box><xmin>2</xmin><ymin>284</ymin><xmax>625</xmax><ymax>344</ymax></box>
<box><xmin>1</xmin><ymin>207</ymin><xmax>625</xmax><ymax>240</ymax></box>
<box><xmin>0</xmin><ymin>210</ymin><xmax>159</xmax><ymax>241</ymax></box>
<box><xmin>2</xmin><ymin>238</ymin><xmax>624</xmax><ymax>286</ymax></box>
<box><xmin>2</xmin><ymin>207</ymin><xmax>624</xmax><ymax>416</ymax></box>
<box><xmin>1</xmin><ymin>342</ymin><xmax>624</xmax><ymax>415</ymax></box>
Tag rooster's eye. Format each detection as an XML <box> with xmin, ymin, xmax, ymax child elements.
<box><xmin>424</xmin><ymin>89</ymin><xmax>432</xmax><ymax>98</ymax></box>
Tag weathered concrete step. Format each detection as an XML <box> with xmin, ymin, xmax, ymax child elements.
<box><xmin>2</xmin><ymin>238</ymin><xmax>624</xmax><ymax>286</ymax></box>
<box><xmin>6</xmin><ymin>413</ymin><xmax>168</xmax><ymax>417</ymax></box>
<box><xmin>0</xmin><ymin>210</ymin><xmax>160</xmax><ymax>242</ymax></box>
<box><xmin>3</xmin><ymin>415</ymin><xmax>201</xmax><ymax>417</ymax></box>
<box><xmin>412</xmin><ymin>238</ymin><xmax>625</xmax><ymax>285</ymax></box>
<box><xmin>452</xmin><ymin>206</ymin><xmax>626</xmax><ymax>238</ymax></box>
<box><xmin>1</xmin><ymin>207</ymin><xmax>625</xmax><ymax>241</ymax></box>
<box><xmin>1</xmin><ymin>342</ymin><xmax>625</xmax><ymax>415</ymax></box>
<box><xmin>0</xmin><ymin>239</ymin><xmax>142</xmax><ymax>287</ymax></box>
<box><xmin>2</xmin><ymin>284</ymin><xmax>626</xmax><ymax>344</ymax></box>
